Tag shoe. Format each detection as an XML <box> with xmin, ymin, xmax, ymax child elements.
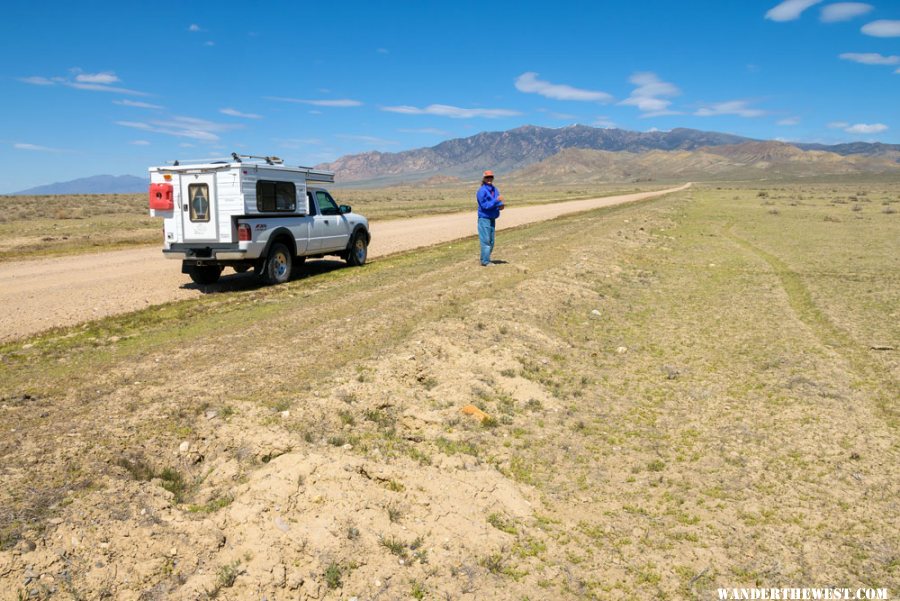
<box><xmin>481</xmin><ymin>262</ymin><xmax>493</xmax><ymax>267</ymax></box>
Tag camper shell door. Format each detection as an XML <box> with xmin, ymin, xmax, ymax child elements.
<box><xmin>180</xmin><ymin>172</ymin><xmax>218</xmax><ymax>242</ymax></box>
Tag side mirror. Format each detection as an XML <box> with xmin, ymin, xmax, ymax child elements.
<box><xmin>339</xmin><ymin>204</ymin><xmax>352</xmax><ymax>214</ymax></box>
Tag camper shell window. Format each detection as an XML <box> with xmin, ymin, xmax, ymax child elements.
<box><xmin>256</xmin><ymin>180</ymin><xmax>297</xmax><ymax>212</ymax></box>
<box><xmin>188</xmin><ymin>183</ymin><xmax>211</xmax><ymax>222</ymax></box>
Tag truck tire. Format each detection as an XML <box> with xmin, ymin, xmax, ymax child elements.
<box><xmin>346</xmin><ymin>231</ymin><xmax>368</xmax><ymax>266</ymax></box>
<box><xmin>187</xmin><ymin>264</ymin><xmax>223</xmax><ymax>285</ymax></box>
<box><xmin>259</xmin><ymin>242</ymin><xmax>293</xmax><ymax>285</ymax></box>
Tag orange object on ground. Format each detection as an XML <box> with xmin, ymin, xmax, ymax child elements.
<box><xmin>461</xmin><ymin>404</ymin><xmax>490</xmax><ymax>421</ymax></box>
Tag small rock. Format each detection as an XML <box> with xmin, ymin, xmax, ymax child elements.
<box><xmin>274</xmin><ymin>516</ymin><xmax>290</xmax><ymax>533</ymax></box>
<box><xmin>616</xmin><ymin>346</ymin><xmax>628</xmax><ymax>354</ymax></box>
<box><xmin>374</xmin><ymin>579</ymin><xmax>382</xmax><ymax>587</ymax></box>
<box><xmin>169</xmin><ymin>547</ymin><xmax>177</xmax><ymax>556</ymax></box>
<box><xmin>342</xmin><ymin>444</ymin><xmax>353</xmax><ymax>450</ymax></box>
<box><xmin>48</xmin><ymin>518</ymin><xmax>64</xmax><ymax>525</ymax></box>
<box><xmin>178</xmin><ymin>441</ymin><xmax>190</xmax><ymax>453</ymax></box>
<box><xmin>272</xmin><ymin>564</ymin><xmax>286</xmax><ymax>587</ymax></box>
<box><xmin>281</xmin><ymin>410</ymin><xmax>290</xmax><ymax>418</ymax></box>
<box><xmin>17</xmin><ymin>540</ymin><xmax>36</xmax><ymax>553</ymax></box>
<box><xmin>591</xmin><ymin>309</ymin><xmax>601</xmax><ymax>316</ymax></box>
<box><xmin>205</xmin><ymin>410</ymin><xmax>218</xmax><ymax>420</ymax></box>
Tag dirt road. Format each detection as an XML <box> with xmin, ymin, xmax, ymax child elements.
<box><xmin>0</xmin><ymin>184</ymin><xmax>688</xmax><ymax>341</ymax></box>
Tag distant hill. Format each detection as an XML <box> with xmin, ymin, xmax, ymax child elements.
<box><xmin>317</xmin><ymin>124</ymin><xmax>899</xmax><ymax>184</ymax></box>
<box><xmin>317</xmin><ymin>125</ymin><xmax>754</xmax><ymax>183</ymax></box>
<box><xmin>13</xmin><ymin>175</ymin><xmax>148</xmax><ymax>195</ymax></box>
<box><xmin>507</xmin><ymin>141</ymin><xmax>900</xmax><ymax>184</ymax></box>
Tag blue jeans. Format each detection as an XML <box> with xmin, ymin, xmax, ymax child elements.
<box><xmin>477</xmin><ymin>217</ymin><xmax>495</xmax><ymax>265</ymax></box>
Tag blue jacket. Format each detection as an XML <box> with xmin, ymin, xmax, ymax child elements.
<box><xmin>477</xmin><ymin>183</ymin><xmax>504</xmax><ymax>219</ymax></box>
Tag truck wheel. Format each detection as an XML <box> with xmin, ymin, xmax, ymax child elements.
<box><xmin>347</xmin><ymin>232</ymin><xmax>368</xmax><ymax>266</ymax></box>
<box><xmin>188</xmin><ymin>265</ymin><xmax>223</xmax><ymax>285</ymax></box>
<box><xmin>259</xmin><ymin>242</ymin><xmax>293</xmax><ymax>285</ymax></box>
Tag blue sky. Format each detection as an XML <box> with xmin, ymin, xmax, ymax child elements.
<box><xmin>2</xmin><ymin>0</ymin><xmax>898</xmax><ymax>192</ymax></box>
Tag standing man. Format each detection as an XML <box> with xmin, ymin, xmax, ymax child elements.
<box><xmin>476</xmin><ymin>170</ymin><xmax>505</xmax><ymax>266</ymax></box>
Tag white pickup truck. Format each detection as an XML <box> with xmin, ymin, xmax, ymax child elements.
<box><xmin>148</xmin><ymin>154</ymin><xmax>370</xmax><ymax>285</ymax></box>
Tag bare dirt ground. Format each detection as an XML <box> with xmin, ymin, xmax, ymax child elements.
<box><xmin>0</xmin><ymin>185</ymin><xmax>688</xmax><ymax>342</ymax></box>
<box><xmin>0</xmin><ymin>183</ymin><xmax>895</xmax><ymax>601</ymax></box>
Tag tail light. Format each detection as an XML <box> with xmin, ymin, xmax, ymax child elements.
<box><xmin>238</xmin><ymin>223</ymin><xmax>251</xmax><ymax>241</ymax></box>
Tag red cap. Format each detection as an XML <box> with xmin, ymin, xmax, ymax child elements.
<box><xmin>483</xmin><ymin>170</ymin><xmax>494</xmax><ymax>178</ymax></box>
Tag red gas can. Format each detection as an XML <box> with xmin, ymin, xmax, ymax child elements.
<box><xmin>149</xmin><ymin>183</ymin><xmax>174</xmax><ymax>210</ymax></box>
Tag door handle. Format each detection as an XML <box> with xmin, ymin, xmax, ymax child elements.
<box><xmin>183</xmin><ymin>204</ymin><xmax>188</xmax><ymax>211</ymax></box>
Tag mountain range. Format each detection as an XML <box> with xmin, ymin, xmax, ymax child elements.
<box><xmin>9</xmin><ymin>125</ymin><xmax>900</xmax><ymax>194</ymax></box>
<box><xmin>318</xmin><ymin>125</ymin><xmax>900</xmax><ymax>184</ymax></box>
<box><xmin>12</xmin><ymin>175</ymin><xmax>148</xmax><ymax>195</ymax></box>
<box><xmin>508</xmin><ymin>141</ymin><xmax>900</xmax><ymax>184</ymax></box>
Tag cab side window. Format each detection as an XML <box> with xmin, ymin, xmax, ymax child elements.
<box><xmin>315</xmin><ymin>191</ymin><xmax>339</xmax><ymax>216</ymax></box>
<box><xmin>307</xmin><ymin>191</ymin><xmax>317</xmax><ymax>216</ymax></box>
<box><xmin>257</xmin><ymin>181</ymin><xmax>296</xmax><ymax>212</ymax></box>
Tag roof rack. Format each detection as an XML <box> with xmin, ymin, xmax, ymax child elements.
<box><xmin>159</xmin><ymin>153</ymin><xmax>335</xmax><ymax>183</ymax></box>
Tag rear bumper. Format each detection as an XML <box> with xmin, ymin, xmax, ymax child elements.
<box><xmin>163</xmin><ymin>244</ymin><xmax>249</xmax><ymax>262</ymax></box>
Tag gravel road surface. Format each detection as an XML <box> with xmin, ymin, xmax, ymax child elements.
<box><xmin>0</xmin><ymin>184</ymin><xmax>689</xmax><ymax>341</ymax></box>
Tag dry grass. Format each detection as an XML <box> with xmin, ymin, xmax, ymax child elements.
<box><xmin>0</xmin><ymin>182</ymin><xmax>897</xmax><ymax>599</ymax></box>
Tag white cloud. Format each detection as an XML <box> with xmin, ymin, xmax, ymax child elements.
<box><xmin>189</xmin><ymin>24</ymin><xmax>202</xmax><ymax>32</ymax></box>
<box><xmin>204</xmin><ymin>41</ymin><xmax>215</xmax><ymax>47</ymax></box>
<box><xmin>381</xmin><ymin>104</ymin><xmax>521</xmax><ymax>119</ymax></box>
<box><xmin>839</xmin><ymin>52</ymin><xmax>900</xmax><ymax>65</ymax></box>
<box><xmin>398</xmin><ymin>128</ymin><xmax>450</xmax><ymax>135</ymax></box>
<box><xmin>821</xmin><ymin>2</ymin><xmax>873</xmax><ymax>22</ymax></box>
<box><xmin>593</xmin><ymin>116</ymin><xmax>616</xmax><ymax>128</ymax></box>
<box><xmin>695</xmin><ymin>100</ymin><xmax>766</xmax><ymax>118</ymax></box>
<box><xmin>828</xmin><ymin>121</ymin><xmax>888</xmax><ymax>134</ymax></box>
<box><xmin>765</xmin><ymin>0</ymin><xmax>823</xmax><ymax>21</ymax></box>
<box><xmin>862</xmin><ymin>20</ymin><xmax>900</xmax><ymax>37</ymax></box>
<box><xmin>619</xmin><ymin>72</ymin><xmax>680</xmax><ymax>117</ymax></box>
<box><xmin>514</xmin><ymin>72</ymin><xmax>612</xmax><ymax>102</ymax></box>
<box><xmin>67</xmin><ymin>82</ymin><xmax>148</xmax><ymax>95</ymax></box>
<box><xmin>20</xmin><ymin>76</ymin><xmax>57</xmax><ymax>86</ymax></box>
<box><xmin>129</xmin><ymin>140</ymin><xmax>151</xmax><ymax>146</ymax></box>
<box><xmin>265</xmin><ymin>96</ymin><xmax>363</xmax><ymax>107</ymax></box>
<box><xmin>114</xmin><ymin>99</ymin><xmax>164</xmax><ymax>109</ymax></box>
<box><xmin>220</xmin><ymin>107</ymin><xmax>262</xmax><ymax>119</ymax></box>
<box><xmin>845</xmin><ymin>123</ymin><xmax>888</xmax><ymax>134</ymax></box>
<box><xmin>377</xmin><ymin>48</ymin><xmax>389</xmax><ymax>54</ymax></box>
<box><xmin>21</xmin><ymin>70</ymin><xmax>148</xmax><ymax>95</ymax></box>
<box><xmin>75</xmin><ymin>72</ymin><xmax>119</xmax><ymax>84</ymax></box>
<box><xmin>116</xmin><ymin>116</ymin><xmax>240</xmax><ymax>141</ymax></box>
<box><xmin>14</xmin><ymin>143</ymin><xmax>64</xmax><ymax>152</ymax></box>
<box><xmin>777</xmin><ymin>117</ymin><xmax>801</xmax><ymax>125</ymax></box>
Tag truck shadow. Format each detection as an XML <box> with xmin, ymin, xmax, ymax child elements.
<box><xmin>180</xmin><ymin>259</ymin><xmax>350</xmax><ymax>293</ymax></box>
